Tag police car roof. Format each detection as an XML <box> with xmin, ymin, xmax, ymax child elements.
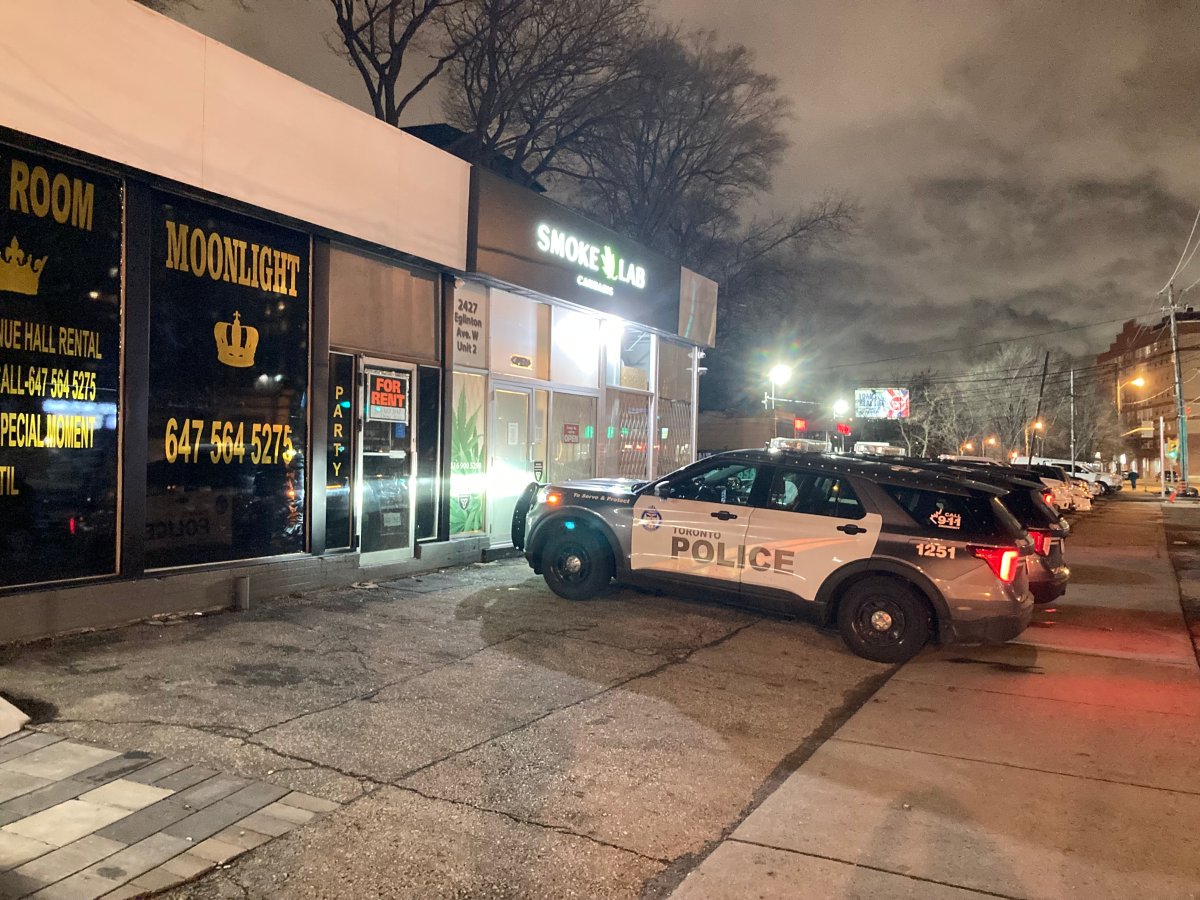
<box><xmin>718</xmin><ymin>449</ymin><xmax>1006</xmax><ymax>497</ymax></box>
<box><xmin>855</xmin><ymin>455</ymin><xmax>1045</xmax><ymax>490</ymax></box>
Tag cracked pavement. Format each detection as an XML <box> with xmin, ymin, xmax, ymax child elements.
<box><xmin>0</xmin><ymin>560</ymin><xmax>889</xmax><ymax>898</ymax></box>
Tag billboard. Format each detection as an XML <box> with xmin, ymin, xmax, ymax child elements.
<box><xmin>855</xmin><ymin>388</ymin><xmax>910</xmax><ymax>419</ymax></box>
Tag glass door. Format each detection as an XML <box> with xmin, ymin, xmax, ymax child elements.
<box><xmin>359</xmin><ymin>363</ymin><xmax>415</xmax><ymax>559</ymax></box>
<box><xmin>489</xmin><ymin>385</ymin><xmax>543</xmax><ymax>546</ymax></box>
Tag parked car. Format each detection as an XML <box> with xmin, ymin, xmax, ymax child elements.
<box><xmin>513</xmin><ymin>444</ymin><xmax>1035</xmax><ymax>663</ymax></box>
<box><xmin>863</xmin><ymin>457</ymin><xmax>1070</xmax><ymax>604</ymax></box>
<box><xmin>1013</xmin><ymin>456</ymin><xmax>1121</xmax><ymax>494</ymax></box>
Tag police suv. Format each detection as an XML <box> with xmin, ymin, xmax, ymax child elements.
<box><xmin>513</xmin><ymin>442</ymin><xmax>1035</xmax><ymax>663</ymax></box>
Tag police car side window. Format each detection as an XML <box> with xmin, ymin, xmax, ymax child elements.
<box><xmin>882</xmin><ymin>485</ymin><xmax>983</xmax><ymax>533</ymax></box>
<box><xmin>768</xmin><ymin>470</ymin><xmax>865</xmax><ymax>520</ymax></box>
<box><xmin>668</xmin><ymin>462</ymin><xmax>758</xmax><ymax>506</ymax></box>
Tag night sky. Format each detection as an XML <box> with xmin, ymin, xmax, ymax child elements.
<box><xmin>171</xmin><ymin>0</ymin><xmax>1200</xmax><ymax>385</ymax></box>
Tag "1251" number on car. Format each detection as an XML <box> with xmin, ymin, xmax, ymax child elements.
<box><xmin>916</xmin><ymin>542</ymin><xmax>956</xmax><ymax>559</ymax></box>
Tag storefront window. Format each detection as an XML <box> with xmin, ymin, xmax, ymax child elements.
<box><xmin>604</xmin><ymin>322</ymin><xmax>654</xmax><ymax>391</ymax></box>
<box><xmin>146</xmin><ymin>194</ymin><xmax>309</xmax><ymax>568</ymax></box>
<box><xmin>550</xmin><ymin>393</ymin><xmax>597</xmax><ymax>482</ymax></box>
<box><xmin>0</xmin><ymin>148</ymin><xmax>122</xmax><ymax>587</ymax></box>
<box><xmin>551</xmin><ymin>307</ymin><xmax>600</xmax><ymax>388</ymax></box>
<box><xmin>656</xmin><ymin>341</ymin><xmax>694</xmax><ymax>477</ymax></box>
<box><xmin>450</xmin><ymin>371</ymin><xmax>486</xmax><ymax>534</ymax></box>
<box><xmin>600</xmin><ymin>390</ymin><xmax>650</xmax><ymax>479</ymax></box>
<box><xmin>490</xmin><ymin>289</ymin><xmax>550</xmax><ymax>380</ymax></box>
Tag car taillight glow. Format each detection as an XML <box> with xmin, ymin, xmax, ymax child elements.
<box><xmin>972</xmin><ymin>546</ymin><xmax>1021</xmax><ymax>584</ymax></box>
<box><xmin>1042</xmin><ymin>490</ymin><xmax>1056</xmax><ymax>507</ymax></box>
<box><xmin>1029</xmin><ymin>529</ymin><xmax>1052</xmax><ymax>556</ymax></box>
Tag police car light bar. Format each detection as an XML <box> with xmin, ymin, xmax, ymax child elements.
<box><xmin>768</xmin><ymin>437</ymin><xmax>833</xmax><ymax>453</ymax></box>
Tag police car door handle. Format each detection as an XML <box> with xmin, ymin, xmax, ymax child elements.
<box><xmin>711</xmin><ymin>511</ymin><xmax>738</xmax><ymax>521</ymax></box>
<box><xmin>837</xmin><ymin>523</ymin><xmax>867</xmax><ymax>535</ymax></box>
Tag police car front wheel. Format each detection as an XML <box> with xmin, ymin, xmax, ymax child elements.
<box><xmin>836</xmin><ymin>576</ymin><xmax>932</xmax><ymax>664</ymax></box>
<box><xmin>542</xmin><ymin>531</ymin><xmax>614</xmax><ymax>601</ymax></box>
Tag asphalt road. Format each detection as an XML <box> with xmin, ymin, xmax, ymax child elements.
<box><xmin>0</xmin><ymin>559</ymin><xmax>891</xmax><ymax>898</ymax></box>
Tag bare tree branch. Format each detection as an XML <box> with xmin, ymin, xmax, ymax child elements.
<box><xmin>326</xmin><ymin>0</ymin><xmax>463</xmax><ymax>126</ymax></box>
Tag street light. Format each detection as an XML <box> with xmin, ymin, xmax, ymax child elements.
<box><xmin>767</xmin><ymin>364</ymin><xmax>792</xmax><ymax>410</ymax></box>
<box><xmin>961</xmin><ymin>441</ymin><xmax>975</xmax><ymax>452</ymax></box>
<box><xmin>1116</xmin><ymin>375</ymin><xmax>1146</xmax><ymax>414</ymax></box>
<box><xmin>1024</xmin><ymin>420</ymin><xmax>1045</xmax><ymax>458</ymax></box>
<box><xmin>832</xmin><ymin>398</ymin><xmax>850</xmax><ymax>417</ymax></box>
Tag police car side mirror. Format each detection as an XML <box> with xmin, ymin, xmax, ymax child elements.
<box><xmin>654</xmin><ymin>482</ymin><xmax>671</xmax><ymax>499</ymax></box>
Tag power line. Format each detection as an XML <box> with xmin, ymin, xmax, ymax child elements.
<box><xmin>1161</xmin><ymin>205</ymin><xmax>1200</xmax><ymax>294</ymax></box>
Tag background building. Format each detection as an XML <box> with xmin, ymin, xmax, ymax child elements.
<box><xmin>1096</xmin><ymin>312</ymin><xmax>1200</xmax><ymax>479</ymax></box>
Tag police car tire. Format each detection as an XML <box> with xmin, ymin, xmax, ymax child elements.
<box><xmin>836</xmin><ymin>576</ymin><xmax>931</xmax><ymax>664</ymax></box>
<box><xmin>542</xmin><ymin>530</ymin><xmax>614</xmax><ymax>601</ymax></box>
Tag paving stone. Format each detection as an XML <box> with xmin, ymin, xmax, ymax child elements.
<box><xmin>257</xmin><ymin>801</ymin><xmax>316</xmax><ymax>825</ymax></box>
<box><xmin>170</xmin><ymin>775</ymin><xmax>247</xmax><ymax>809</ymax></box>
<box><xmin>93</xmin><ymin>800</ymin><xmax>191</xmax><ymax>845</ymax></box>
<box><xmin>14</xmin><ymin>835</ymin><xmax>126</xmax><ymax>885</ymax></box>
<box><xmin>278</xmin><ymin>791</ymin><xmax>339</xmax><ymax>814</ymax></box>
<box><xmin>210</xmin><ymin>825</ymin><xmax>271</xmax><ymax>852</ymax></box>
<box><xmin>230</xmin><ymin>810</ymin><xmax>295</xmax><ymax>837</ymax></box>
<box><xmin>129</xmin><ymin>866</ymin><xmax>178</xmax><ymax>891</ymax></box>
<box><xmin>4</xmin><ymin>800</ymin><xmax>130</xmax><ymax>847</ymax></box>
<box><xmin>0</xmin><ymin>771</ymin><xmax>52</xmax><ymax>804</ymax></box>
<box><xmin>219</xmin><ymin>780</ymin><xmax>290</xmax><ymax>813</ymax></box>
<box><xmin>82</xmin><ymin>833</ymin><xmax>190</xmax><ymax>887</ymax></box>
<box><xmin>0</xmin><ymin>866</ymin><xmax>48</xmax><ymax>897</ymax></box>
<box><xmin>78</xmin><ymin>780</ymin><xmax>174</xmax><ymax>812</ymax></box>
<box><xmin>0</xmin><ymin>732</ymin><xmax>31</xmax><ymax>747</ymax></box>
<box><xmin>123</xmin><ymin>759</ymin><xmax>190</xmax><ymax>786</ymax></box>
<box><xmin>187</xmin><ymin>838</ymin><xmax>243</xmax><ymax>865</ymax></box>
<box><xmin>28</xmin><ymin>869</ymin><xmax>121</xmax><ymax>899</ymax></box>
<box><xmin>162</xmin><ymin>794</ymin><xmax>277</xmax><ymax>843</ymax></box>
<box><xmin>159</xmin><ymin>851</ymin><xmax>211</xmax><ymax>879</ymax></box>
<box><xmin>0</xmin><ymin>780</ymin><xmax>92</xmax><ymax>826</ymax></box>
<box><xmin>151</xmin><ymin>766</ymin><xmax>217</xmax><ymax>792</ymax></box>
<box><xmin>2</xmin><ymin>743</ymin><xmax>119</xmax><ymax>781</ymax></box>
<box><xmin>0</xmin><ymin>831</ymin><xmax>55</xmax><ymax>870</ymax></box>
<box><xmin>0</xmin><ymin>735</ymin><xmax>62</xmax><ymax>766</ymax></box>
<box><xmin>98</xmin><ymin>885</ymin><xmax>145</xmax><ymax>900</ymax></box>
<box><xmin>71</xmin><ymin>753</ymin><xmax>158</xmax><ymax>787</ymax></box>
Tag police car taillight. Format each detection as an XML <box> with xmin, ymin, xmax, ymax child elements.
<box><xmin>971</xmin><ymin>546</ymin><xmax>1020</xmax><ymax>584</ymax></box>
<box><xmin>1029</xmin><ymin>529</ymin><xmax>1052</xmax><ymax>556</ymax></box>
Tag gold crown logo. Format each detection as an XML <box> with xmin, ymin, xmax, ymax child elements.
<box><xmin>0</xmin><ymin>236</ymin><xmax>47</xmax><ymax>296</ymax></box>
<box><xmin>214</xmin><ymin>310</ymin><xmax>259</xmax><ymax>368</ymax></box>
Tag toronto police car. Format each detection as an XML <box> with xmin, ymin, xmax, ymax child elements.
<box><xmin>512</xmin><ymin>441</ymin><xmax>1035</xmax><ymax>663</ymax></box>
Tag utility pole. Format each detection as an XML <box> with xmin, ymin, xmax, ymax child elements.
<box><xmin>1069</xmin><ymin>368</ymin><xmax>1076</xmax><ymax>474</ymax></box>
<box><xmin>1025</xmin><ymin>351</ymin><xmax>1050</xmax><ymax>461</ymax></box>
<box><xmin>1167</xmin><ymin>284</ymin><xmax>1190</xmax><ymax>488</ymax></box>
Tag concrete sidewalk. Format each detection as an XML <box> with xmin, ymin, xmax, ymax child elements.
<box><xmin>671</xmin><ymin>497</ymin><xmax>1200</xmax><ymax>899</ymax></box>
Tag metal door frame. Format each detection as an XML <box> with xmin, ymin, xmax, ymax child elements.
<box><xmin>357</xmin><ymin>357</ymin><xmax>417</xmax><ymax>564</ymax></box>
<box><xmin>487</xmin><ymin>380</ymin><xmax>544</xmax><ymax>547</ymax></box>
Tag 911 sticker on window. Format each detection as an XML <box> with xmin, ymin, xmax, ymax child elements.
<box><xmin>916</xmin><ymin>541</ymin><xmax>957</xmax><ymax>559</ymax></box>
<box><xmin>929</xmin><ymin>511</ymin><xmax>962</xmax><ymax>529</ymax></box>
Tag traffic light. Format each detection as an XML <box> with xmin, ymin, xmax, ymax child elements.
<box><xmin>792</xmin><ymin>417</ymin><xmax>807</xmax><ymax>436</ymax></box>
<box><xmin>1167</xmin><ymin>439</ymin><xmax>1179</xmax><ymax>460</ymax></box>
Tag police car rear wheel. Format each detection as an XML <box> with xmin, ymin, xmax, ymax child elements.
<box><xmin>837</xmin><ymin>576</ymin><xmax>931</xmax><ymax>664</ymax></box>
<box><xmin>543</xmin><ymin>531</ymin><xmax>613</xmax><ymax>601</ymax></box>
